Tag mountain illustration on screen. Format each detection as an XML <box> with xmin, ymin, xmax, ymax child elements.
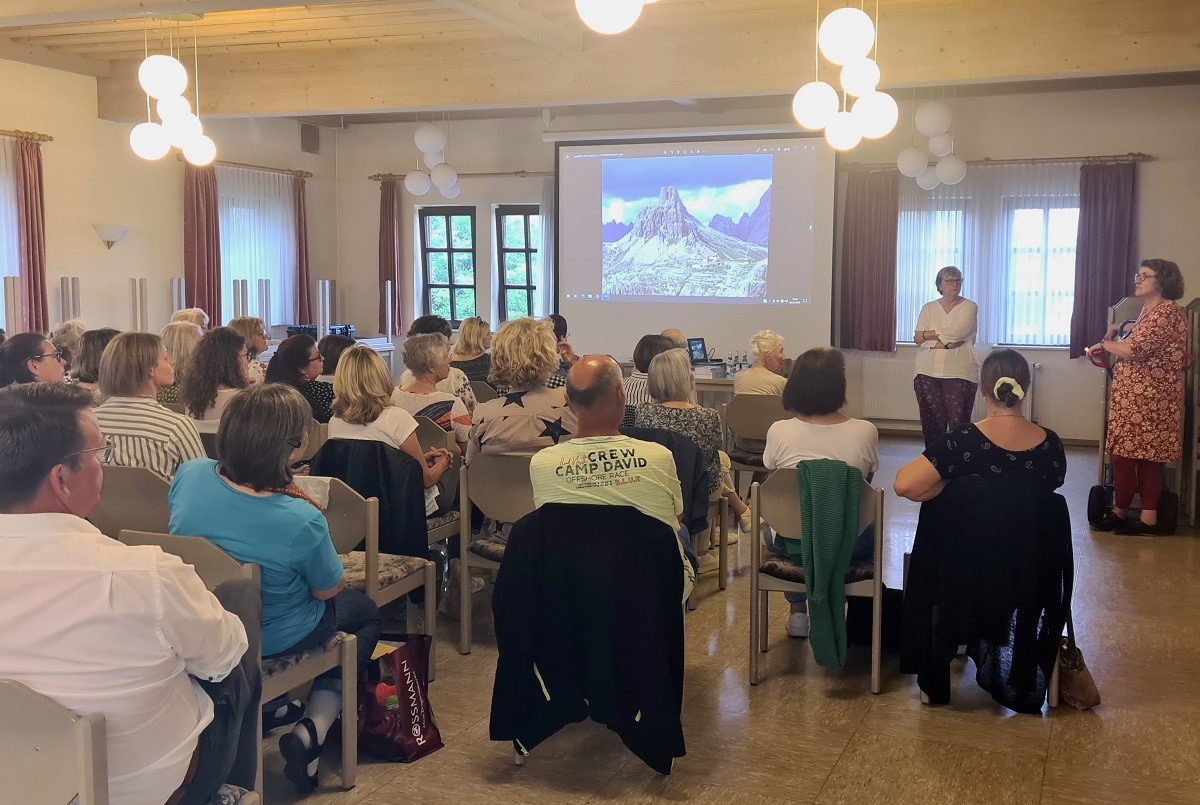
<box><xmin>602</xmin><ymin>219</ymin><xmax>634</xmax><ymax>242</ymax></box>
<box><xmin>602</xmin><ymin>185</ymin><xmax>768</xmax><ymax>297</ymax></box>
<box><xmin>708</xmin><ymin>187</ymin><xmax>771</xmax><ymax>246</ymax></box>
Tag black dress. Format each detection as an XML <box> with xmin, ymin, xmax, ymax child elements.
<box><xmin>450</xmin><ymin>354</ymin><xmax>491</xmax><ymax>383</ymax></box>
<box><xmin>923</xmin><ymin>424</ymin><xmax>1066</xmax><ymax>492</ymax></box>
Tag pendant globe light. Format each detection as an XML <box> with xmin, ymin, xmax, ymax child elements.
<box><xmin>138</xmin><ymin>53</ymin><xmax>187</xmax><ymax>100</ymax></box>
<box><xmin>851</xmin><ymin>90</ymin><xmax>898</xmax><ymax>139</ymax></box>
<box><xmin>129</xmin><ymin>122</ymin><xmax>170</xmax><ymax>160</ymax></box>
<box><xmin>575</xmin><ymin>0</ymin><xmax>643</xmax><ymax>35</ymax></box>
<box><xmin>792</xmin><ymin>81</ymin><xmax>839</xmax><ymax>130</ymax></box>
<box><xmin>824</xmin><ymin>109</ymin><xmax>862</xmax><ymax>151</ymax></box>
<box><xmin>818</xmin><ymin>7</ymin><xmax>875</xmax><ymax>66</ymax></box>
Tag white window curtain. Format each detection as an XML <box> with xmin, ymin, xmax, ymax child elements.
<box><xmin>216</xmin><ymin>165</ymin><xmax>297</xmax><ymax>326</ymax></box>
<box><xmin>0</xmin><ymin>137</ymin><xmax>20</xmax><ymax>332</ymax></box>
<box><xmin>536</xmin><ymin>176</ymin><xmax>556</xmax><ymax>318</ymax></box>
<box><xmin>895</xmin><ymin>162</ymin><xmax>1081</xmax><ymax>346</ymax></box>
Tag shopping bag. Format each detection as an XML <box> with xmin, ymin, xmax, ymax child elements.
<box><xmin>357</xmin><ymin>634</ymin><xmax>443</xmax><ymax>762</ymax></box>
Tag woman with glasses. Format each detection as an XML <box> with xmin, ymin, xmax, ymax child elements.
<box><xmin>1088</xmin><ymin>259</ymin><xmax>1187</xmax><ymax>535</ymax></box>
<box><xmin>913</xmin><ymin>265</ymin><xmax>979</xmax><ymax>446</ymax></box>
<box><xmin>266</xmin><ymin>334</ymin><xmax>333</xmax><ymax>423</ymax></box>
<box><xmin>227</xmin><ymin>317</ymin><xmax>269</xmax><ymax>384</ymax></box>
<box><xmin>182</xmin><ymin>327</ymin><xmax>250</xmax><ymax>426</ymax></box>
<box><xmin>0</xmin><ymin>332</ymin><xmax>67</xmax><ymax>385</ymax></box>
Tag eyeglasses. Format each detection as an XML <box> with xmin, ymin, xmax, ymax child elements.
<box><xmin>941</xmin><ymin>278</ymin><xmax>963</xmax><ymax>285</ymax></box>
<box><xmin>1133</xmin><ymin>271</ymin><xmax>1157</xmax><ymax>283</ymax></box>
<box><xmin>32</xmin><ymin>350</ymin><xmax>63</xmax><ymax>362</ymax></box>
<box><xmin>65</xmin><ymin>439</ymin><xmax>114</xmax><ymax>466</ymax></box>
<box><xmin>308</xmin><ymin>354</ymin><xmax>324</xmax><ymax>364</ymax></box>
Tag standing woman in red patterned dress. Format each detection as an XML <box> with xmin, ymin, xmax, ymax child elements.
<box><xmin>1089</xmin><ymin>259</ymin><xmax>1187</xmax><ymax>535</ymax></box>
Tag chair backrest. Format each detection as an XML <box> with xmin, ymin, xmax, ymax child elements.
<box><xmin>722</xmin><ymin>394</ymin><xmax>787</xmax><ymax>442</ymax></box>
<box><xmin>301</xmin><ymin>419</ymin><xmax>328</xmax><ymax>462</ymax></box>
<box><xmin>162</xmin><ymin>401</ymin><xmax>185</xmax><ymax>414</ymax></box>
<box><xmin>199</xmin><ymin>430</ymin><xmax>219</xmax><ymax>459</ymax></box>
<box><xmin>0</xmin><ymin>680</ymin><xmax>108</xmax><ymax>805</ymax></box>
<box><xmin>414</xmin><ymin>415</ymin><xmax>453</xmax><ymax>451</ymax></box>
<box><xmin>118</xmin><ymin>530</ymin><xmax>256</xmax><ymax>590</ymax></box>
<box><xmin>324</xmin><ymin>478</ymin><xmax>380</xmax><ymax>554</ymax></box>
<box><xmin>462</xmin><ymin>453</ymin><xmax>535</xmax><ymax>524</ymax></box>
<box><xmin>89</xmin><ymin>465</ymin><xmax>171</xmax><ymax>539</ymax></box>
<box><xmin>757</xmin><ymin>466</ymin><xmax>878</xmax><ymax>539</ymax></box>
<box><xmin>470</xmin><ymin>380</ymin><xmax>498</xmax><ymax>403</ymax></box>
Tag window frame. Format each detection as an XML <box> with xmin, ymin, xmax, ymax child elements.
<box><xmin>998</xmin><ymin>197</ymin><xmax>1080</xmax><ymax>348</ymax></box>
<box><xmin>494</xmin><ymin>204</ymin><xmax>540</xmax><ymax>322</ymax></box>
<box><xmin>418</xmin><ymin>206</ymin><xmax>478</xmax><ymax>327</ymax></box>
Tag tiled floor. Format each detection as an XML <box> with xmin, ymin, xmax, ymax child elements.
<box><xmin>265</xmin><ymin>436</ymin><xmax>1200</xmax><ymax>804</ymax></box>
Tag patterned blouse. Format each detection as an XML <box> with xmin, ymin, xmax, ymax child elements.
<box><xmin>633</xmin><ymin>402</ymin><xmax>723</xmax><ymax>494</ymax></box>
<box><xmin>923</xmin><ymin>424</ymin><xmax>1066</xmax><ymax>492</ymax></box>
<box><xmin>299</xmin><ymin>380</ymin><xmax>334</xmax><ymax>424</ymax></box>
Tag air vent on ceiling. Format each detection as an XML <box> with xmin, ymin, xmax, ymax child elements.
<box><xmin>300</xmin><ymin>122</ymin><xmax>320</xmax><ymax>155</ymax></box>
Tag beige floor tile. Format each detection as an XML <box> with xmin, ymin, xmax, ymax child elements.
<box><xmin>1048</xmin><ymin>704</ymin><xmax>1200</xmax><ymax>783</ymax></box>
<box><xmin>816</xmin><ymin>730</ymin><xmax>1045</xmax><ymax>805</ymax></box>
<box><xmin>1039</xmin><ymin>761</ymin><xmax>1200</xmax><ymax>805</ymax></box>
<box><xmin>859</xmin><ymin>692</ymin><xmax>1052</xmax><ymax>757</ymax></box>
<box><xmin>589</xmin><ymin>774</ymin><xmax>808</xmax><ymax>804</ymax></box>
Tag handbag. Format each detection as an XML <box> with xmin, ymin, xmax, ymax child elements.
<box><xmin>357</xmin><ymin>634</ymin><xmax>443</xmax><ymax>762</ymax></box>
<box><xmin>1057</xmin><ymin>615</ymin><xmax>1101</xmax><ymax>710</ymax></box>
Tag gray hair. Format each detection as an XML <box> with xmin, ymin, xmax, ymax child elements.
<box><xmin>403</xmin><ymin>333</ymin><xmax>449</xmax><ymax>377</ymax></box>
<box><xmin>648</xmin><ymin>348</ymin><xmax>693</xmax><ymax>403</ymax></box>
<box><xmin>51</xmin><ymin>319</ymin><xmax>87</xmax><ymax>369</ymax></box>
<box><xmin>749</xmin><ymin>330</ymin><xmax>783</xmax><ymax>362</ymax></box>
<box><xmin>935</xmin><ymin>265</ymin><xmax>962</xmax><ymax>291</ymax></box>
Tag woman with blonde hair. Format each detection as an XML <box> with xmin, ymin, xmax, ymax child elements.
<box><xmin>330</xmin><ymin>346</ymin><xmax>453</xmax><ymax>514</ymax></box>
<box><xmin>171</xmin><ymin>307</ymin><xmax>210</xmax><ymax>329</ymax></box>
<box><xmin>158</xmin><ymin>321</ymin><xmax>203</xmax><ymax>406</ymax></box>
<box><xmin>227</xmin><ymin>316</ymin><xmax>268</xmax><ymax>384</ymax></box>
<box><xmin>449</xmin><ymin>316</ymin><xmax>492</xmax><ymax>382</ymax></box>
<box><xmin>467</xmin><ymin>316</ymin><xmax>577</xmax><ymax>462</ymax></box>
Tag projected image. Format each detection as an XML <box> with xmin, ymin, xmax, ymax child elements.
<box><xmin>601</xmin><ymin>154</ymin><xmax>772</xmax><ymax>298</ymax></box>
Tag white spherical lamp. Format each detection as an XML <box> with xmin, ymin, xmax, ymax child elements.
<box><xmin>442</xmin><ymin>182</ymin><xmax>462</xmax><ymax>200</ymax></box>
<box><xmin>928</xmin><ymin>133</ymin><xmax>954</xmax><ymax>158</ymax></box>
<box><xmin>915</xmin><ymin>164</ymin><xmax>941</xmax><ymax>190</ymax></box>
<box><xmin>851</xmin><ymin>91</ymin><xmax>898</xmax><ymax>139</ymax></box>
<box><xmin>138</xmin><ymin>54</ymin><xmax>188</xmax><ymax>100</ymax></box>
<box><xmin>914</xmin><ymin>100</ymin><xmax>953</xmax><ymax>137</ymax></box>
<box><xmin>791</xmin><ymin>81</ymin><xmax>839</xmax><ymax>130</ymax></box>
<box><xmin>896</xmin><ymin>146</ymin><xmax>928</xmax><ymax>178</ymax></box>
<box><xmin>183</xmin><ymin>134</ymin><xmax>217</xmax><ymax>167</ymax></box>
<box><xmin>404</xmin><ymin>170</ymin><xmax>432</xmax><ymax>196</ymax></box>
<box><xmin>935</xmin><ymin>154</ymin><xmax>968</xmax><ymax>185</ymax></box>
<box><xmin>818</xmin><ymin>7</ymin><xmax>875</xmax><ymax>65</ymax></box>
<box><xmin>414</xmin><ymin>123</ymin><xmax>447</xmax><ymax>155</ymax></box>
<box><xmin>575</xmin><ymin>0</ymin><xmax>643</xmax><ymax>35</ymax></box>
<box><xmin>162</xmin><ymin>112</ymin><xmax>202</xmax><ymax>148</ymax></box>
<box><xmin>839</xmin><ymin>57</ymin><xmax>880</xmax><ymax>97</ymax></box>
<box><xmin>129</xmin><ymin>122</ymin><xmax>170</xmax><ymax>161</ymax></box>
<box><xmin>423</xmin><ymin>151</ymin><xmax>444</xmax><ymax>170</ymax></box>
<box><xmin>824</xmin><ymin>111</ymin><xmax>862</xmax><ymax>151</ymax></box>
<box><xmin>431</xmin><ymin>162</ymin><xmax>458</xmax><ymax>191</ymax></box>
<box><xmin>156</xmin><ymin>95</ymin><xmax>191</xmax><ymax>122</ymax></box>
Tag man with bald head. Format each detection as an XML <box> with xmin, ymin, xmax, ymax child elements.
<box><xmin>529</xmin><ymin>355</ymin><xmax>695</xmax><ymax>599</ymax></box>
<box><xmin>661</xmin><ymin>329</ymin><xmax>686</xmax><ymax>350</ymax></box>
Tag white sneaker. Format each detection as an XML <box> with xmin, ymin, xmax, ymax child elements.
<box><xmin>696</xmin><ymin>550</ymin><xmax>719</xmax><ymax>575</ymax></box>
<box><xmin>787</xmin><ymin>612</ymin><xmax>810</xmax><ymax>638</ymax></box>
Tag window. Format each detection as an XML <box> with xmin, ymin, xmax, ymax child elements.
<box><xmin>216</xmin><ymin>166</ymin><xmax>297</xmax><ymax>326</ymax></box>
<box><xmin>419</xmin><ymin>207</ymin><xmax>477</xmax><ymax>325</ymax></box>
<box><xmin>495</xmin><ymin>204</ymin><xmax>541</xmax><ymax>321</ymax></box>
<box><xmin>894</xmin><ymin>162</ymin><xmax>1081</xmax><ymax>346</ymax></box>
<box><xmin>0</xmin><ymin>137</ymin><xmax>19</xmax><ymax>332</ymax></box>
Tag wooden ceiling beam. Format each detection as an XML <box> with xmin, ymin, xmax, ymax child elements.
<box><xmin>434</xmin><ymin>0</ymin><xmax>581</xmax><ymax>52</ymax></box>
<box><xmin>0</xmin><ymin>35</ymin><xmax>110</xmax><ymax>76</ymax></box>
<box><xmin>0</xmin><ymin>0</ymin><xmax>385</xmax><ymax>28</ymax></box>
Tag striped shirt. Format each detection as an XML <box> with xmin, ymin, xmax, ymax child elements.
<box><xmin>94</xmin><ymin>397</ymin><xmax>206</xmax><ymax>482</ymax></box>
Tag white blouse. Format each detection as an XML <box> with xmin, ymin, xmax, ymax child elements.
<box><xmin>914</xmin><ymin>298</ymin><xmax>979</xmax><ymax>383</ymax></box>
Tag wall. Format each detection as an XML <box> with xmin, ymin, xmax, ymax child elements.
<box><xmin>0</xmin><ymin>58</ymin><xmax>336</xmax><ymax>334</ymax></box>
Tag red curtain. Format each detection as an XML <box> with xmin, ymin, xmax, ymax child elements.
<box><xmin>1069</xmin><ymin>162</ymin><xmax>1138</xmax><ymax>357</ymax></box>
<box><xmin>838</xmin><ymin>169</ymin><xmax>899</xmax><ymax>352</ymax></box>
<box><xmin>293</xmin><ymin>176</ymin><xmax>312</xmax><ymax>324</ymax></box>
<box><xmin>378</xmin><ymin>178</ymin><xmax>403</xmax><ymax>335</ymax></box>
<box><xmin>14</xmin><ymin>140</ymin><xmax>48</xmax><ymax>333</ymax></box>
<box><xmin>183</xmin><ymin>164</ymin><xmax>222</xmax><ymax>325</ymax></box>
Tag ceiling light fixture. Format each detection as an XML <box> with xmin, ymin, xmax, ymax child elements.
<box><xmin>575</xmin><ymin>0</ymin><xmax>644</xmax><ymax>36</ymax></box>
<box><xmin>130</xmin><ymin>17</ymin><xmax>216</xmax><ymax>166</ymax></box>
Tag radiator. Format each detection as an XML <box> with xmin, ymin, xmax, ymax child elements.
<box><xmin>862</xmin><ymin>356</ymin><xmax>1039</xmax><ymax>423</ymax></box>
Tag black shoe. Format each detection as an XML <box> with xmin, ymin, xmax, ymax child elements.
<box><xmin>1113</xmin><ymin>519</ymin><xmax>1166</xmax><ymax>536</ymax></box>
<box><xmin>1091</xmin><ymin>512</ymin><xmax>1127</xmax><ymax>532</ymax></box>
<box><xmin>279</xmin><ymin>717</ymin><xmax>320</xmax><ymax>793</ymax></box>
<box><xmin>262</xmin><ymin>698</ymin><xmax>305</xmax><ymax>735</ymax></box>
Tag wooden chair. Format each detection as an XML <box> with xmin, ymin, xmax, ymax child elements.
<box><xmin>720</xmin><ymin>394</ymin><xmax>787</xmax><ymax>489</ymax></box>
<box><xmin>117</xmin><ymin>530</ymin><xmax>358</xmax><ymax>796</ymax></box>
<box><xmin>88</xmin><ymin>465</ymin><xmax>170</xmax><ymax>539</ymax></box>
<box><xmin>324</xmin><ymin>478</ymin><xmax>436</xmax><ymax>680</ymax></box>
<box><xmin>457</xmin><ymin>454</ymin><xmax>536</xmax><ymax>655</ymax></box>
<box><xmin>748</xmin><ymin>468</ymin><xmax>885</xmax><ymax>693</ymax></box>
<box><xmin>162</xmin><ymin>400</ymin><xmax>186</xmax><ymax>414</ymax></box>
<box><xmin>414</xmin><ymin>415</ymin><xmax>461</xmax><ymax>546</ymax></box>
<box><xmin>0</xmin><ymin>679</ymin><xmax>108</xmax><ymax>805</ymax></box>
<box><xmin>470</xmin><ymin>380</ymin><xmax>499</xmax><ymax>403</ymax></box>
<box><xmin>199</xmin><ymin>430</ymin><xmax>219</xmax><ymax>460</ymax></box>
<box><xmin>300</xmin><ymin>420</ymin><xmax>328</xmax><ymax>462</ymax></box>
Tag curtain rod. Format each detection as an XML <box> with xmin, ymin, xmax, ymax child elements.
<box><xmin>842</xmin><ymin>152</ymin><xmax>1153</xmax><ymax>170</ymax></box>
<box><xmin>175</xmin><ymin>153</ymin><xmax>312</xmax><ymax>178</ymax></box>
<box><xmin>0</xmin><ymin>129</ymin><xmax>53</xmax><ymax>142</ymax></box>
<box><xmin>369</xmin><ymin>170</ymin><xmax>552</xmax><ymax>181</ymax></box>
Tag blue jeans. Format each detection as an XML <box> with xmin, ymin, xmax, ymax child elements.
<box><xmin>264</xmin><ymin>587</ymin><xmax>381</xmax><ymax>695</ymax></box>
<box><xmin>678</xmin><ymin>523</ymin><xmax>699</xmax><ymax>573</ymax></box>
<box><xmin>763</xmin><ymin>524</ymin><xmax>875</xmax><ymax>605</ymax></box>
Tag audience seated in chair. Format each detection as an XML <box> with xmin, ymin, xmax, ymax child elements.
<box><xmin>449</xmin><ymin>316</ymin><xmax>492</xmax><ymax>382</ymax></box>
<box><xmin>394</xmin><ymin>334</ymin><xmax>472</xmax><ymax>453</ymax></box>
<box><xmin>94</xmin><ymin>331</ymin><xmax>206</xmax><ymax>482</ymax></box>
<box><xmin>168</xmin><ymin>383</ymin><xmax>380</xmax><ymax>795</ymax></box>
<box><xmin>529</xmin><ymin>355</ymin><xmax>696</xmax><ymax>602</ymax></box>
<box><xmin>183</xmin><ymin>327</ymin><xmax>251</xmax><ymax>425</ymax></box>
<box><xmin>50</xmin><ymin>318</ymin><xmax>87</xmax><ymax>378</ymax></box>
<box><xmin>623</xmin><ymin>333</ymin><xmax>674</xmax><ymax>418</ymax></box>
<box><xmin>398</xmin><ymin>315</ymin><xmax>478</xmax><ymax>413</ymax></box>
<box><xmin>660</xmin><ymin>328</ymin><xmax>687</xmax><ymax>350</ymax></box>
<box><xmin>316</xmin><ymin>334</ymin><xmax>356</xmax><ymax>383</ymax></box>
<box><xmin>172</xmin><ymin>307</ymin><xmax>211</xmax><ymax>329</ymax></box>
<box><xmin>227</xmin><ymin>317</ymin><xmax>269</xmax><ymax>385</ymax></box>
<box><xmin>72</xmin><ymin>327</ymin><xmax>121</xmax><ymax>403</ymax></box>
<box><xmin>0</xmin><ymin>383</ymin><xmax>258</xmax><ymax>805</ymax></box>
<box><xmin>0</xmin><ymin>331</ymin><xmax>66</xmax><ymax>386</ymax></box>
<box><xmin>267</xmin><ymin>335</ymin><xmax>334</xmax><ymax>424</ymax></box>
<box><xmin>733</xmin><ymin>329</ymin><xmax>787</xmax><ymax>396</ymax></box>
<box><xmin>158</xmin><ymin>321</ymin><xmax>202</xmax><ymax>406</ymax></box>
<box><xmin>762</xmin><ymin>347</ymin><xmax>879</xmax><ymax>639</ymax></box>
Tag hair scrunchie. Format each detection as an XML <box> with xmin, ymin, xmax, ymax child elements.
<box><xmin>994</xmin><ymin>376</ymin><xmax>1025</xmax><ymax>400</ymax></box>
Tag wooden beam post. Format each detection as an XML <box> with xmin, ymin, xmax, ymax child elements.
<box><xmin>435</xmin><ymin>0</ymin><xmax>581</xmax><ymax>52</ymax></box>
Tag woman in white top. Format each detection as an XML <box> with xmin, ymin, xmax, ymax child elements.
<box><xmin>394</xmin><ymin>333</ymin><xmax>471</xmax><ymax>453</ymax></box>
<box><xmin>913</xmin><ymin>265</ymin><xmax>979</xmax><ymax>447</ymax></box>
<box><xmin>733</xmin><ymin>329</ymin><xmax>787</xmax><ymax>396</ymax></box>
<box><xmin>762</xmin><ymin>347</ymin><xmax>879</xmax><ymax>639</ymax></box>
<box><xmin>182</xmin><ymin>327</ymin><xmax>251</xmax><ymax>430</ymax></box>
<box><xmin>330</xmin><ymin>346</ymin><xmax>453</xmax><ymax>515</ymax></box>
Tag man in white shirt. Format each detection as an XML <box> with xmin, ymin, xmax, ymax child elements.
<box><xmin>0</xmin><ymin>383</ymin><xmax>258</xmax><ymax>805</ymax></box>
<box><xmin>530</xmin><ymin>355</ymin><xmax>696</xmax><ymax>600</ymax></box>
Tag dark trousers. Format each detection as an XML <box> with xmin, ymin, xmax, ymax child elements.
<box><xmin>264</xmin><ymin>587</ymin><xmax>381</xmax><ymax>695</ymax></box>
<box><xmin>914</xmin><ymin>375</ymin><xmax>977</xmax><ymax>447</ymax></box>
<box><xmin>177</xmin><ymin>578</ymin><xmax>263</xmax><ymax>805</ymax></box>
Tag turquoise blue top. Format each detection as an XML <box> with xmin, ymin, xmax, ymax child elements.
<box><xmin>168</xmin><ymin>459</ymin><xmax>344</xmax><ymax>656</ymax></box>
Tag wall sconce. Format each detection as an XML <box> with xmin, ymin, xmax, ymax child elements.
<box><xmin>93</xmin><ymin>224</ymin><xmax>129</xmax><ymax>250</ymax></box>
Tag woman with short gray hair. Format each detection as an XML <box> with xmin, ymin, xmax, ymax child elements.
<box><xmin>913</xmin><ymin>264</ymin><xmax>979</xmax><ymax>446</ymax></box>
<box><xmin>394</xmin><ymin>333</ymin><xmax>472</xmax><ymax>449</ymax></box>
<box><xmin>634</xmin><ymin>349</ymin><xmax>754</xmax><ymax>551</ymax></box>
